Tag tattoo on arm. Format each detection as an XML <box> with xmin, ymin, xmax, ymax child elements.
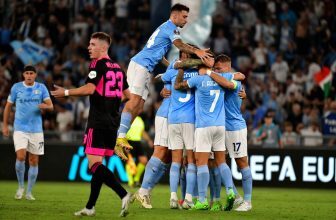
<box><xmin>174</xmin><ymin>59</ymin><xmax>203</xmax><ymax>69</ymax></box>
<box><xmin>174</xmin><ymin>69</ymin><xmax>189</xmax><ymax>90</ymax></box>
<box><xmin>174</xmin><ymin>39</ymin><xmax>196</xmax><ymax>54</ymax></box>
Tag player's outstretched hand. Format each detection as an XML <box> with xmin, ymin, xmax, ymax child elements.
<box><xmin>2</xmin><ymin>126</ymin><xmax>9</xmax><ymax>137</ymax></box>
<box><xmin>51</xmin><ymin>84</ymin><xmax>66</xmax><ymax>98</ymax></box>
<box><xmin>195</xmin><ymin>48</ymin><xmax>213</xmax><ymax>61</ymax></box>
<box><xmin>203</xmin><ymin>57</ymin><xmax>215</xmax><ymax>68</ymax></box>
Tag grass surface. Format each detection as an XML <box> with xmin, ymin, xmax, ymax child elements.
<box><xmin>0</xmin><ymin>181</ymin><xmax>335</xmax><ymax>220</ymax></box>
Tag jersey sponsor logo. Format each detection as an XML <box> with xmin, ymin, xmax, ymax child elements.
<box><xmin>18</xmin><ymin>98</ymin><xmax>40</xmax><ymax>103</ymax></box>
<box><xmin>88</xmin><ymin>71</ymin><xmax>97</xmax><ymax>79</ymax></box>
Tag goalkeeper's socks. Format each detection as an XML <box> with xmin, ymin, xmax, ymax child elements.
<box><xmin>86</xmin><ymin>163</ymin><xmax>128</xmax><ymax>210</ymax></box>
<box><xmin>100</xmin><ymin>164</ymin><xmax>128</xmax><ymax>199</ymax></box>
<box><xmin>86</xmin><ymin>162</ymin><xmax>104</xmax><ymax>209</ymax></box>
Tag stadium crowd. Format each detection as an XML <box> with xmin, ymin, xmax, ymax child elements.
<box><xmin>0</xmin><ymin>0</ymin><xmax>335</xmax><ymax>147</ymax></box>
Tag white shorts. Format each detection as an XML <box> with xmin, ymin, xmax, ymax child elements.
<box><xmin>168</xmin><ymin>123</ymin><xmax>194</xmax><ymax>150</ymax></box>
<box><xmin>13</xmin><ymin>131</ymin><xmax>44</xmax><ymax>155</ymax></box>
<box><xmin>127</xmin><ymin>60</ymin><xmax>151</xmax><ymax>100</ymax></box>
<box><xmin>194</xmin><ymin>126</ymin><xmax>226</xmax><ymax>152</ymax></box>
<box><xmin>225</xmin><ymin>128</ymin><xmax>248</xmax><ymax>158</ymax></box>
<box><xmin>154</xmin><ymin>116</ymin><xmax>168</xmax><ymax>147</ymax></box>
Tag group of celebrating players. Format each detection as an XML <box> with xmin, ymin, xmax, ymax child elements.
<box><xmin>3</xmin><ymin>3</ymin><xmax>252</xmax><ymax>218</ymax></box>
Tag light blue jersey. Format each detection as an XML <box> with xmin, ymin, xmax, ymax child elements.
<box><xmin>162</xmin><ymin>68</ymin><xmax>198</xmax><ymax>124</ymax></box>
<box><xmin>225</xmin><ymin>82</ymin><xmax>247</xmax><ymax>131</ymax></box>
<box><xmin>8</xmin><ymin>82</ymin><xmax>50</xmax><ymax>133</ymax></box>
<box><xmin>156</xmin><ymin>83</ymin><xmax>171</xmax><ymax>118</ymax></box>
<box><xmin>132</xmin><ymin>20</ymin><xmax>181</xmax><ymax>72</ymax></box>
<box><xmin>155</xmin><ymin>60</ymin><xmax>175</xmax><ymax>118</ymax></box>
<box><xmin>187</xmin><ymin>73</ymin><xmax>233</xmax><ymax>128</ymax></box>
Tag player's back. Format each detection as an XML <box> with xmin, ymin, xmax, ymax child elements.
<box><xmin>9</xmin><ymin>82</ymin><xmax>48</xmax><ymax>133</ymax></box>
<box><xmin>225</xmin><ymin>82</ymin><xmax>247</xmax><ymax>131</ymax></box>
<box><xmin>132</xmin><ymin>20</ymin><xmax>180</xmax><ymax>72</ymax></box>
<box><xmin>87</xmin><ymin>57</ymin><xmax>128</xmax><ymax>130</ymax></box>
<box><xmin>188</xmin><ymin>73</ymin><xmax>233</xmax><ymax>128</ymax></box>
<box><xmin>162</xmin><ymin>68</ymin><xmax>197</xmax><ymax>124</ymax></box>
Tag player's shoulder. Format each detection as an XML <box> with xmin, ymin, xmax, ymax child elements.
<box><xmin>34</xmin><ymin>81</ymin><xmax>46</xmax><ymax>87</ymax></box>
<box><xmin>89</xmin><ymin>57</ymin><xmax>110</xmax><ymax>69</ymax></box>
<box><xmin>160</xmin><ymin>20</ymin><xmax>178</xmax><ymax>32</ymax></box>
<box><xmin>11</xmin><ymin>82</ymin><xmax>23</xmax><ymax>90</ymax></box>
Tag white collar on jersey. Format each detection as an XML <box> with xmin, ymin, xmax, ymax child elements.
<box><xmin>23</xmin><ymin>82</ymin><xmax>36</xmax><ymax>88</ymax></box>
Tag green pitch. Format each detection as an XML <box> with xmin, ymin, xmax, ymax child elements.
<box><xmin>0</xmin><ymin>181</ymin><xmax>335</xmax><ymax>220</ymax></box>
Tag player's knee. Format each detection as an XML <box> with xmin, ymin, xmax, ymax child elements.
<box><xmin>153</xmin><ymin>146</ymin><xmax>168</xmax><ymax>159</ymax></box>
<box><xmin>16</xmin><ymin>155</ymin><xmax>26</xmax><ymax>161</ymax></box>
<box><xmin>28</xmin><ymin>156</ymin><xmax>39</xmax><ymax>166</ymax></box>
<box><xmin>89</xmin><ymin>162</ymin><xmax>102</xmax><ymax>174</ymax></box>
<box><xmin>236</xmin><ymin>157</ymin><xmax>248</xmax><ymax>169</ymax></box>
<box><xmin>126</xmin><ymin>96</ymin><xmax>142</xmax><ymax>109</ymax></box>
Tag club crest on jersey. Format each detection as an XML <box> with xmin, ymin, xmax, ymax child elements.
<box><xmin>174</xmin><ymin>29</ymin><xmax>180</xmax><ymax>35</ymax></box>
<box><xmin>33</xmin><ymin>90</ymin><xmax>40</xmax><ymax>94</ymax></box>
<box><xmin>88</xmin><ymin>71</ymin><xmax>97</xmax><ymax>79</ymax></box>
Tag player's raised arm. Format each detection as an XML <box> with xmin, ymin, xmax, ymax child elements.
<box><xmin>173</xmin><ymin>58</ymin><xmax>203</xmax><ymax>69</ymax></box>
<box><xmin>173</xmin><ymin>40</ymin><xmax>212</xmax><ymax>61</ymax></box>
<box><xmin>174</xmin><ymin>69</ymin><xmax>190</xmax><ymax>90</ymax></box>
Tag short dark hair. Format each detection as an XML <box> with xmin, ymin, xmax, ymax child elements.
<box><xmin>23</xmin><ymin>65</ymin><xmax>36</xmax><ymax>73</ymax></box>
<box><xmin>91</xmin><ymin>32</ymin><xmax>112</xmax><ymax>46</ymax></box>
<box><xmin>171</xmin><ymin>3</ymin><xmax>189</xmax><ymax>13</ymax></box>
<box><xmin>215</xmin><ymin>54</ymin><xmax>231</xmax><ymax>63</ymax></box>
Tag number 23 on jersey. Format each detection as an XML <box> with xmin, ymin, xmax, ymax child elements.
<box><xmin>105</xmin><ymin>70</ymin><xmax>123</xmax><ymax>98</ymax></box>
